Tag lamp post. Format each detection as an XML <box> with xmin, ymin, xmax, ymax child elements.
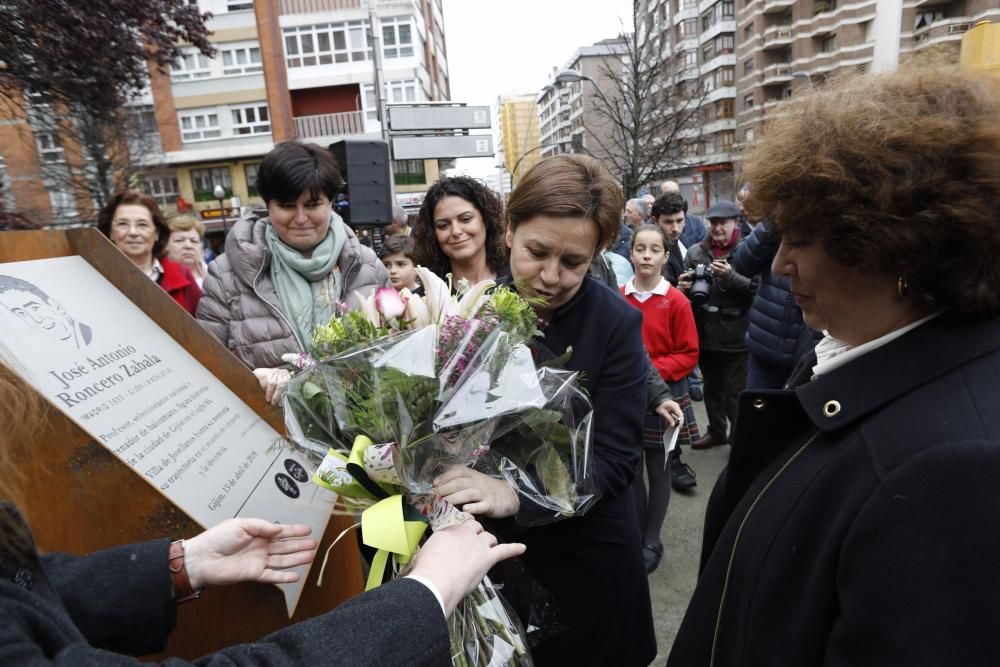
<box><xmin>554</xmin><ymin>68</ymin><xmax>595</xmax><ymax>85</ymax></box>
<box><xmin>213</xmin><ymin>184</ymin><xmax>228</xmax><ymax>235</ymax></box>
<box><xmin>511</xmin><ymin>143</ymin><xmax>561</xmax><ymax>182</ymax></box>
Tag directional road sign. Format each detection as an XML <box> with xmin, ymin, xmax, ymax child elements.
<box><xmin>388</xmin><ymin>105</ymin><xmax>491</xmax><ymax>131</ymax></box>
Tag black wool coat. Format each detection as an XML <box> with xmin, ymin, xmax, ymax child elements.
<box><xmin>668</xmin><ymin>314</ymin><xmax>1000</xmax><ymax>666</ymax></box>
<box><xmin>496</xmin><ymin>276</ymin><xmax>656</xmax><ymax>666</ymax></box>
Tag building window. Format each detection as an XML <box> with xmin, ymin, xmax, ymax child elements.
<box><xmin>127</xmin><ymin>105</ymin><xmax>158</xmax><ymax>136</ymax></box>
<box><xmin>719</xmin><ymin>67</ymin><xmax>734</xmax><ymax>85</ymax></box>
<box><xmin>393</xmin><ymin>159</ymin><xmax>425</xmax><ymax>186</ymax></box>
<box><xmin>190</xmin><ymin>167</ymin><xmax>233</xmax><ymax>202</ymax></box>
<box><xmin>35</xmin><ymin>132</ymin><xmax>64</xmax><ymax>163</ymax></box>
<box><xmin>914</xmin><ymin>10</ymin><xmax>944</xmax><ymax>30</ymax></box>
<box><xmin>227</xmin><ymin>0</ymin><xmax>253</xmax><ymax>10</ymax></box>
<box><xmin>178</xmin><ymin>110</ymin><xmax>221</xmax><ymax>141</ymax></box>
<box><xmin>0</xmin><ymin>152</ymin><xmax>11</xmax><ymax>210</ymax></box>
<box><xmin>679</xmin><ymin>19</ymin><xmax>697</xmax><ymax>39</ymax></box>
<box><xmin>745</xmin><ymin>127</ymin><xmax>755</xmax><ymax>142</ymax></box>
<box><xmin>821</xmin><ymin>35</ymin><xmax>836</xmax><ymax>53</ymax></box>
<box><xmin>363</xmin><ymin>80</ymin><xmax>422</xmax><ymax>121</ymax></box>
<box><xmin>171</xmin><ymin>50</ymin><xmax>212</xmax><ymax>81</ymax></box>
<box><xmin>743</xmin><ymin>58</ymin><xmax>754</xmax><ymax>75</ymax></box>
<box><xmin>744</xmin><ymin>94</ymin><xmax>754</xmax><ymax>110</ymax></box>
<box><xmin>140</xmin><ymin>173</ymin><xmax>180</xmax><ymax>207</ymax></box>
<box><xmin>381</xmin><ymin>17</ymin><xmax>414</xmax><ymax>59</ymax></box>
<box><xmin>744</xmin><ymin>23</ymin><xmax>754</xmax><ymax>39</ymax></box>
<box><xmin>244</xmin><ymin>163</ymin><xmax>260</xmax><ymax>197</ymax></box>
<box><xmin>720</xmin><ymin>99</ymin><xmax>734</xmax><ymax>118</ymax></box>
<box><xmin>283</xmin><ymin>21</ymin><xmax>371</xmax><ymax>68</ymax></box>
<box><xmin>718</xmin><ymin>131</ymin><xmax>734</xmax><ymax>149</ymax></box>
<box><xmin>49</xmin><ymin>188</ymin><xmax>78</xmax><ymax>220</ymax></box>
<box><xmin>813</xmin><ymin>0</ymin><xmax>836</xmax><ymax>14</ymax></box>
<box><xmin>721</xmin><ymin>0</ymin><xmax>734</xmax><ymax>18</ymax></box>
<box><xmin>719</xmin><ymin>34</ymin><xmax>734</xmax><ymax>53</ymax></box>
<box><xmin>231</xmin><ymin>103</ymin><xmax>270</xmax><ymax>135</ymax></box>
<box><xmin>221</xmin><ymin>45</ymin><xmax>263</xmax><ymax>75</ymax></box>
<box><xmin>702</xmin><ymin>42</ymin><xmax>716</xmax><ymax>62</ymax></box>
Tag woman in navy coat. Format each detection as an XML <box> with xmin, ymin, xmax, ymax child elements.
<box><xmin>434</xmin><ymin>154</ymin><xmax>656</xmax><ymax>666</ymax></box>
<box><xmin>669</xmin><ymin>65</ymin><xmax>1000</xmax><ymax>665</ymax></box>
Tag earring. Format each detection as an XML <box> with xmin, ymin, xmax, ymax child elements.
<box><xmin>897</xmin><ymin>276</ymin><xmax>909</xmax><ymax>299</ymax></box>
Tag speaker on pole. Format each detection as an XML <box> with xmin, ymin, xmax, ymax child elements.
<box><xmin>328</xmin><ymin>139</ymin><xmax>392</xmax><ymax>227</ymax></box>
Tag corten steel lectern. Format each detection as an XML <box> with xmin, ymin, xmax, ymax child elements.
<box><xmin>0</xmin><ymin>228</ymin><xmax>363</xmax><ymax>658</ymax></box>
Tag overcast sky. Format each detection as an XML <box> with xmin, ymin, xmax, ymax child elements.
<box><xmin>440</xmin><ymin>0</ymin><xmax>634</xmax><ymax>176</ymax></box>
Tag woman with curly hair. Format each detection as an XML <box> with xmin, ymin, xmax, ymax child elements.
<box><xmin>412</xmin><ymin>176</ymin><xmax>507</xmax><ymax>285</ymax></box>
<box><xmin>668</xmin><ymin>65</ymin><xmax>1000</xmax><ymax>665</ymax></box>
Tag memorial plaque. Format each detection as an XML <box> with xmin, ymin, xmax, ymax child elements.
<box><xmin>0</xmin><ymin>229</ymin><xmax>363</xmax><ymax>658</ymax></box>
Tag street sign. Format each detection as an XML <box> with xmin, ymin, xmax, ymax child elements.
<box><xmin>388</xmin><ymin>105</ymin><xmax>491</xmax><ymax>131</ymax></box>
<box><xmin>391</xmin><ymin>134</ymin><xmax>494</xmax><ymax>160</ymax></box>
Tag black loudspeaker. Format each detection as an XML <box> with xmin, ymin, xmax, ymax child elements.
<box><xmin>329</xmin><ymin>139</ymin><xmax>392</xmax><ymax>227</ymax></box>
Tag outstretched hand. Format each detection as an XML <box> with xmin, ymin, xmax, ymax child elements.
<box><xmin>433</xmin><ymin>466</ymin><xmax>520</xmax><ymax>518</ymax></box>
<box><xmin>183</xmin><ymin>519</ymin><xmax>317</xmax><ymax>590</ymax></box>
<box><xmin>410</xmin><ymin>520</ymin><xmax>525</xmax><ymax>615</ymax></box>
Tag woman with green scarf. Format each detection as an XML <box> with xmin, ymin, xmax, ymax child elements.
<box><xmin>197</xmin><ymin>142</ymin><xmax>389</xmax><ymax>404</ymax></box>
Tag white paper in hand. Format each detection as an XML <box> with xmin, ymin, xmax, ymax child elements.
<box><xmin>662</xmin><ymin>423</ymin><xmax>681</xmax><ymax>468</ymax></box>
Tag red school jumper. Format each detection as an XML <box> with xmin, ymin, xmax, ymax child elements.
<box><xmin>621</xmin><ymin>277</ymin><xmax>699</xmax><ymax>382</ymax></box>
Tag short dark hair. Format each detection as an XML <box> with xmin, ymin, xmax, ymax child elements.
<box><xmin>742</xmin><ymin>65</ymin><xmax>1000</xmax><ymax>318</ymax></box>
<box><xmin>506</xmin><ymin>154</ymin><xmax>623</xmax><ymax>252</ymax></box>
<box><xmin>380</xmin><ymin>234</ymin><xmax>414</xmax><ymax>261</ymax></box>
<box><xmin>412</xmin><ymin>176</ymin><xmax>506</xmax><ymax>278</ymax></box>
<box><xmin>651</xmin><ymin>193</ymin><xmax>687</xmax><ymax>218</ymax></box>
<box><xmin>96</xmin><ymin>190</ymin><xmax>169</xmax><ymax>258</ymax></box>
<box><xmin>255</xmin><ymin>141</ymin><xmax>344</xmax><ymax>205</ymax></box>
<box><xmin>0</xmin><ymin>275</ymin><xmax>51</xmax><ymax>302</ymax></box>
<box><xmin>630</xmin><ymin>224</ymin><xmax>670</xmax><ymax>252</ymax></box>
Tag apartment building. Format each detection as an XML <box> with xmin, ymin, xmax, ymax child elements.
<box><xmin>537</xmin><ymin>39</ymin><xmax>628</xmax><ymax>166</ymax></box>
<box><xmin>496</xmin><ymin>93</ymin><xmax>542</xmax><ymax>186</ymax></box>
<box><xmin>735</xmin><ymin>1</ymin><xmax>1000</xmax><ymax>148</ymax></box>
<box><xmin>639</xmin><ymin>0</ymin><xmax>737</xmax><ymax>208</ymax></box>
<box><xmin>1</xmin><ymin>0</ymin><xmax>450</xmax><ymax>230</ymax></box>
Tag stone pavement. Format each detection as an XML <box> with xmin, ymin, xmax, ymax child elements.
<box><xmin>648</xmin><ymin>400</ymin><xmax>730</xmax><ymax>662</ymax></box>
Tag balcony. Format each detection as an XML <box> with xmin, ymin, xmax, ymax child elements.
<box><xmin>762</xmin><ymin>0</ymin><xmax>795</xmax><ymax>13</ymax></box>
<box><xmin>294</xmin><ymin>110</ymin><xmax>366</xmax><ymax>141</ymax></box>
<box><xmin>761</xmin><ymin>24</ymin><xmax>793</xmax><ymax>49</ymax></box>
<box><xmin>760</xmin><ymin>64</ymin><xmax>792</xmax><ymax>85</ymax></box>
<box><xmin>280</xmin><ymin>0</ymin><xmax>361</xmax><ymax>14</ymax></box>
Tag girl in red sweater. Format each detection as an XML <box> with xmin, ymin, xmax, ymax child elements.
<box><xmin>622</xmin><ymin>225</ymin><xmax>700</xmax><ymax>574</ymax></box>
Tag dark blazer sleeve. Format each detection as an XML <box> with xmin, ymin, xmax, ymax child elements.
<box><xmin>1</xmin><ymin>573</ymin><xmax>449</xmax><ymax>666</ymax></box>
<box><xmin>825</xmin><ymin>440</ymin><xmax>1000</xmax><ymax>665</ymax></box>
<box><xmin>590</xmin><ymin>306</ymin><xmax>648</xmax><ymax>500</ymax></box>
<box><xmin>43</xmin><ymin>538</ymin><xmax>177</xmax><ymax>656</ymax></box>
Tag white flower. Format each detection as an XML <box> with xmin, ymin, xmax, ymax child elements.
<box><xmin>415</xmin><ymin>266</ymin><xmax>452</xmax><ymax>324</ymax></box>
<box><xmin>400</xmin><ymin>288</ymin><xmax>430</xmax><ymax>328</ymax></box>
<box><xmin>456</xmin><ymin>279</ymin><xmax>496</xmax><ymax>319</ymax></box>
<box><xmin>354</xmin><ymin>289</ymin><xmax>381</xmax><ymax>327</ymax></box>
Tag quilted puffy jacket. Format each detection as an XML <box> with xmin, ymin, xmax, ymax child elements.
<box><xmin>196</xmin><ymin>211</ymin><xmax>389</xmax><ymax>369</ymax></box>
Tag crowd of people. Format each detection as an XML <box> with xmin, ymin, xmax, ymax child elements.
<box><xmin>3</xmin><ymin>63</ymin><xmax>1000</xmax><ymax>664</ymax></box>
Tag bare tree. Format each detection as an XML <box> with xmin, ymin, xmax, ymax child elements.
<box><xmin>582</xmin><ymin>1</ymin><xmax>706</xmax><ymax>198</ymax></box>
<box><xmin>0</xmin><ymin>0</ymin><xmax>213</xmax><ymax>224</ymax></box>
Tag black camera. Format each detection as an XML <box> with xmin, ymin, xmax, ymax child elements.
<box><xmin>688</xmin><ymin>264</ymin><xmax>714</xmax><ymax>305</ymax></box>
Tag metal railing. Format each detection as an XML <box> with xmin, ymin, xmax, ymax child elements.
<box><xmin>279</xmin><ymin>0</ymin><xmax>361</xmax><ymax>15</ymax></box>
<box><xmin>294</xmin><ymin>110</ymin><xmax>366</xmax><ymax>140</ymax></box>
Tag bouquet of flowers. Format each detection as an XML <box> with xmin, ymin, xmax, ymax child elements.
<box><xmin>281</xmin><ymin>269</ymin><xmax>597</xmax><ymax>666</ymax></box>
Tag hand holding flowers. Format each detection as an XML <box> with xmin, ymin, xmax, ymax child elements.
<box><xmin>433</xmin><ymin>466</ymin><xmax>520</xmax><ymax>519</ymax></box>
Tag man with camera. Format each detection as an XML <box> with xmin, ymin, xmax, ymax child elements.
<box><xmin>678</xmin><ymin>200</ymin><xmax>757</xmax><ymax>450</ymax></box>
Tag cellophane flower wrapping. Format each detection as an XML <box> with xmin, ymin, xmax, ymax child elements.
<box><xmin>281</xmin><ymin>280</ymin><xmax>597</xmax><ymax>666</ymax></box>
